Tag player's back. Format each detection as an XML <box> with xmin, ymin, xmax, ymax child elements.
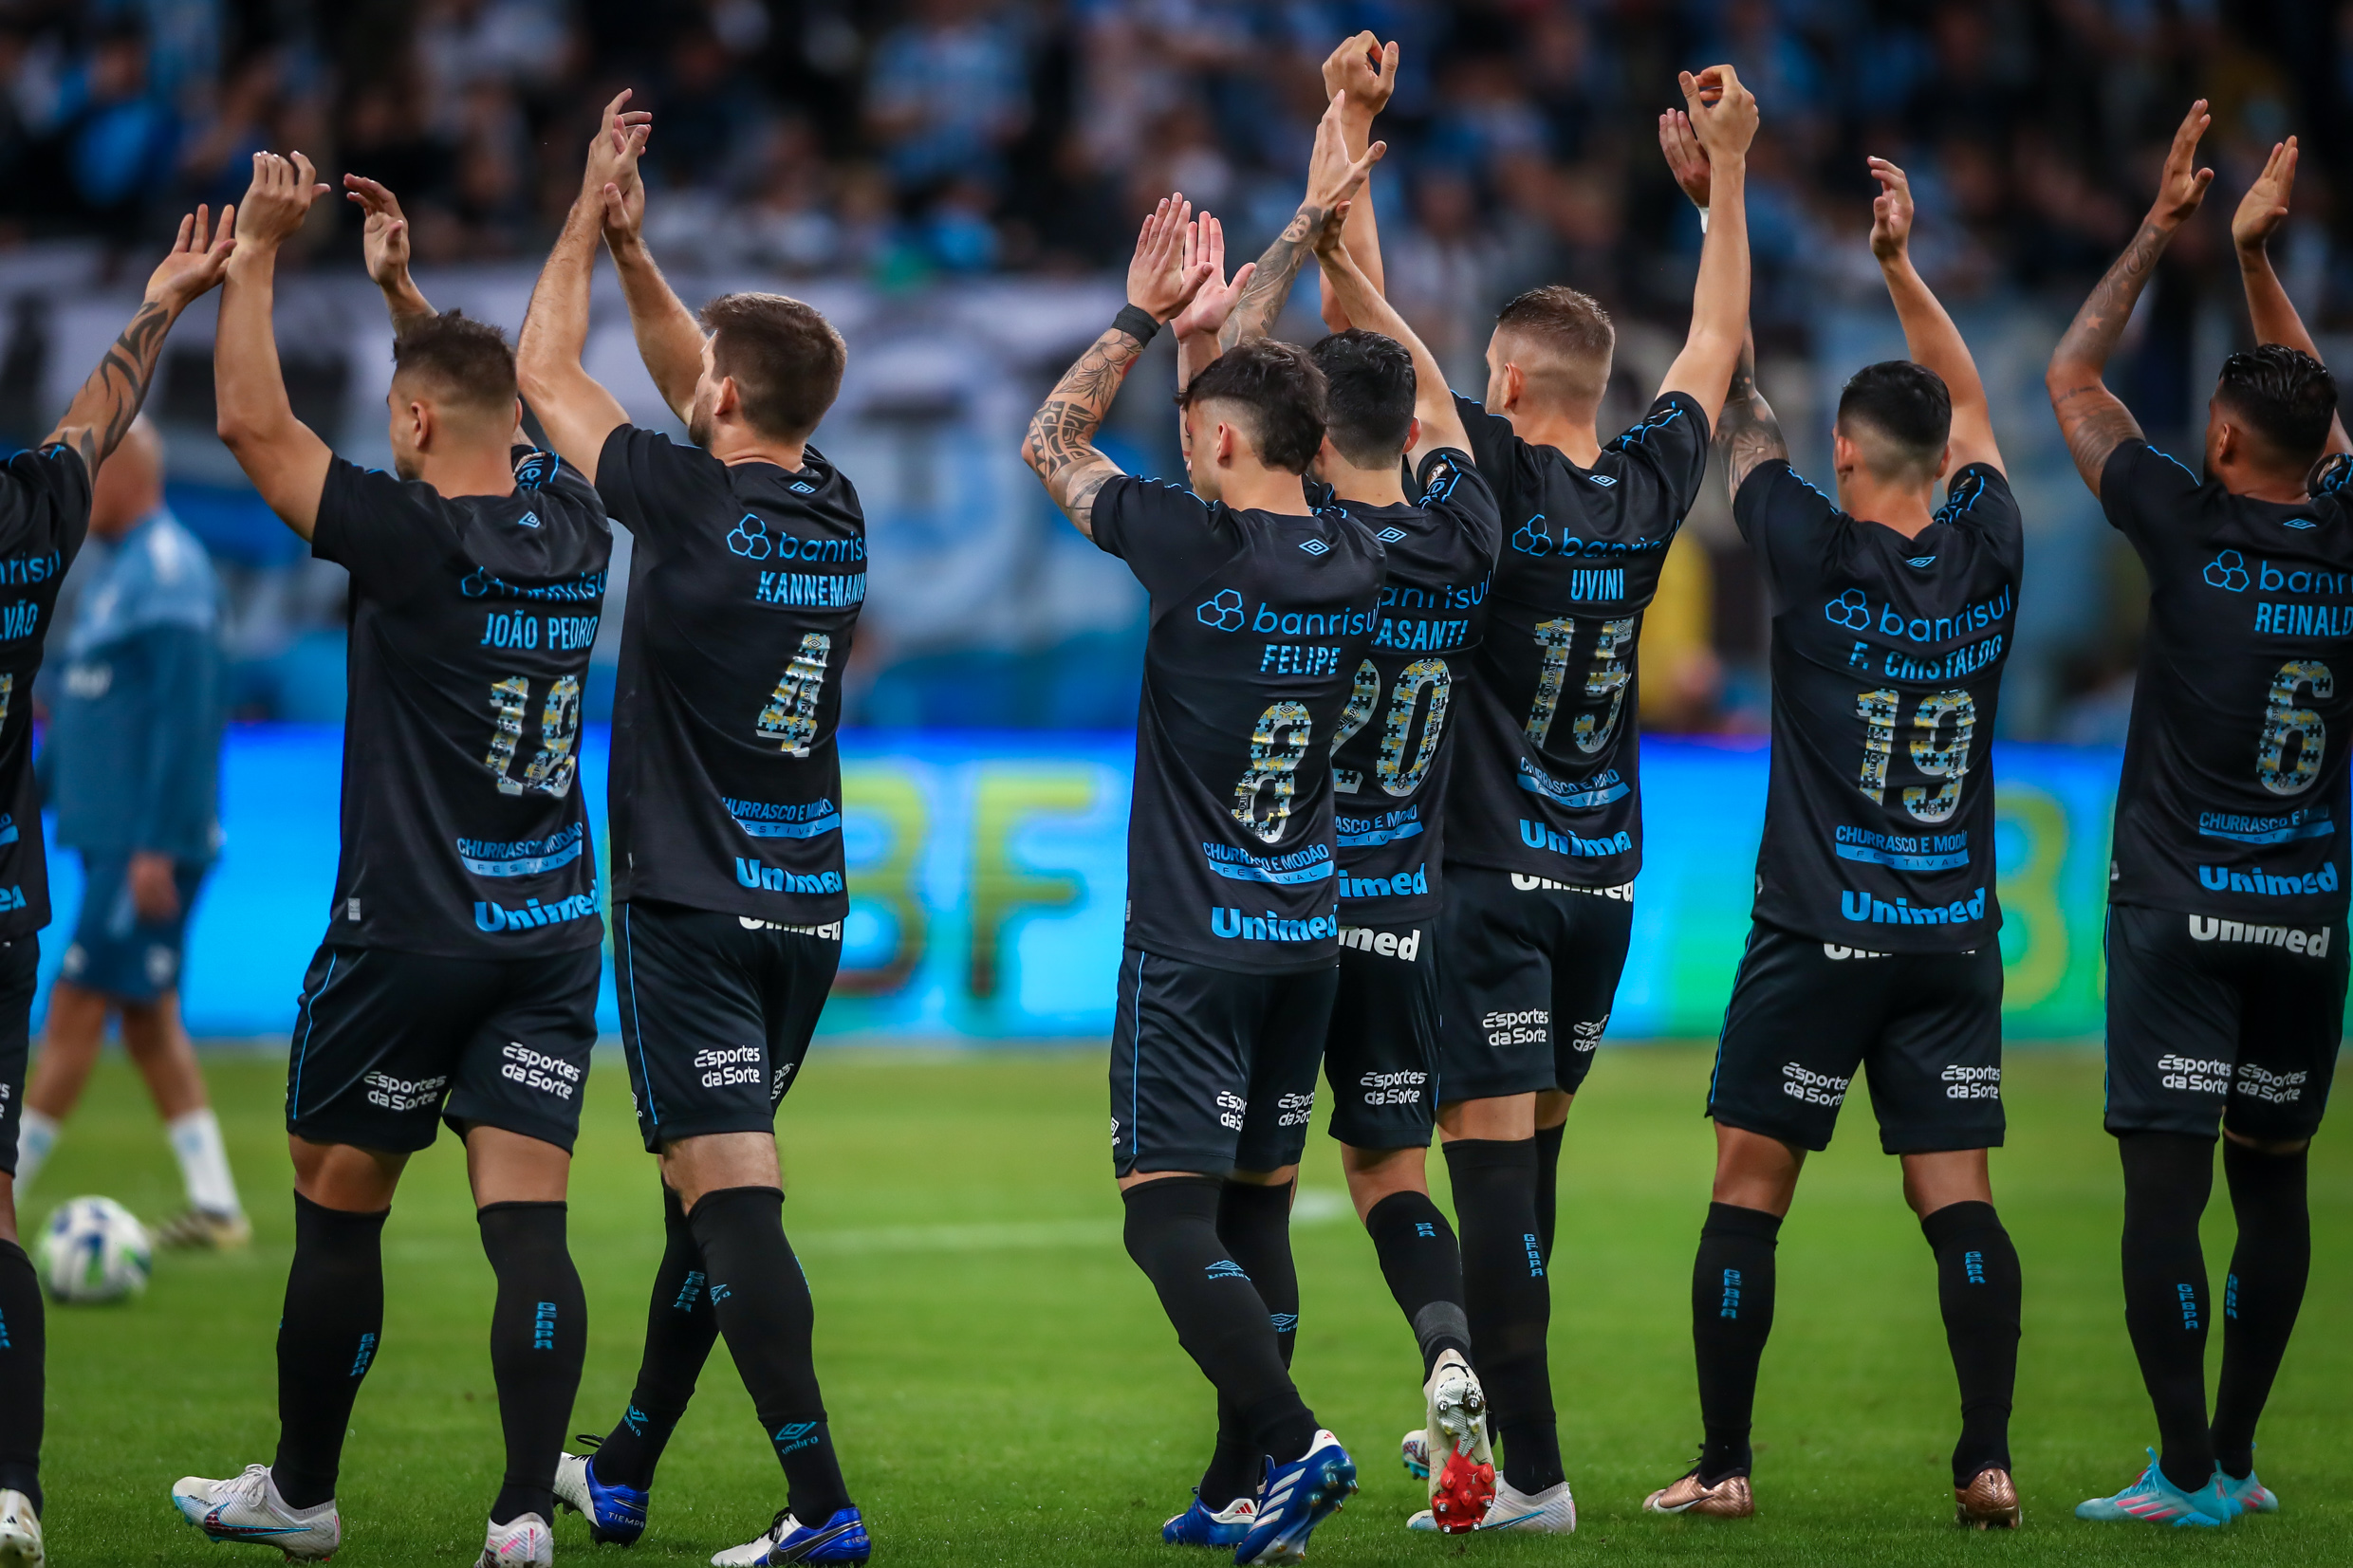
<box><xmin>1738</xmin><ymin>460</ymin><xmax>2023</xmax><ymax>948</ymax></box>
<box><xmin>0</xmin><ymin>444</ymin><xmax>90</xmax><ymax>929</ymax></box>
<box><xmin>1318</xmin><ymin>450</ymin><xmax>1501</xmax><ymax>921</ymax></box>
<box><xmin>595</xmin><ymin>427</ymin><xmax>864</xmax><ymax>923</ymax></box>
<box><xmin>1090</xmin><ymin>477</ymin><xmax>1386</xmax><ymax>968</ymax></box>
<box><xmin>312</xmin><ymin>447</ymin><xmax>612</xmax><ymax>955</ymax></box>
<box><xmin>1444</xmin><ymin>392</ymin><xmax>1710</xmax><ymax>883</ymax></box>
<box><xmin>2104</xmin><ymin>441</ymin><xmax>2353</xmax><ymax>918</ymax></box>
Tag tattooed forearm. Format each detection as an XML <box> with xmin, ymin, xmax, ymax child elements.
<box><xmin>2051</xmin><ymin>217</ymin><xmax>2174</xmax><ymax>377</ymax></box>
<box><xmin>1025</xmin><ymin>325</ymin><xmax>1145</xmax><ymax>535</ymax></box>
<box><xmin>2050</xmin><ymin>384</ymin><xmax>2143</xmax><ymax>494</ymax></box>
<box><xmin>1716</xmin><ymin>337</ymin><xmax>1788</xmax><ymax>502</ymax></box>
<box><xmin>1220</xmin><ymin>205</ymin><xmax>1325</xmax><ymax>350</ymax></box>
<box><xmin>49</xmin><ymin>300</ymin><xmax>176</xmax><ymax>470</ymax></box>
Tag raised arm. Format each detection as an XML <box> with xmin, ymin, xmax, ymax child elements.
<box><xmin>1217</xmin><ymin>93</ymin><xmax>1384</xmax><ymax>352</ymax></box>
<box><xmin>1023</xmin><ymin>196</ymin><xmax>1210</xmax><ymax>538</ymax></box>
<box><xmin>598</xmin><ymin>118</ymin><xmax>703</xmax><ymax>425</ymax></box>
<box><xmin>1313</xmin><ymin>201</ymin><xmax>1468</xmax><ymax>456</ymax></box>
<box><xmin>1868</xmin><ymin>157</ymin><xmax>2001</xmax><ymax>475</ymax></box>
<box><xmin>517</xmin><ymin>92</ymin><xmax>650</xmax><ymax>479</ymax></box>
<box><xmin>45</xmin><ymin>204</ymin><xmax>235</xmax><ymax>472</ymax></box>
<box><xmin>1169</xmin><ymin>212</ymin><xmax>1253</xmax><ymax>397</ymax></box>
<box><xmin>343</xmin><ymin>175</ymin><xmax>435</xmax><ymax>333</ymax></box>
<box><xmin>2232</xmin><ymin>135</ymin><xmax>2351</xmax><ymax>459</ymax></box>
<box><xmin>2047</xmin><ymin>101</ymin><xmax>2214</xmax><ymax>496</ymax></box>
<box><xmin>1315</xmin><ymin>31</ymin><xmax>1396</xmax><ymax>332</ymax></box>
<box><xmin>1655</xmin><ymin>65</ymin><xmax>1757</xmax><ymax>429</ymax></box>
<box><xmin>1715</xmin><ymin>328</ymin><xmax>1788</xmax><ymax>507</ymax></box>
<box><xmin>215</xmin><ymin>152</ymin><xmax>335</xmax><ymax>538</ymax></box>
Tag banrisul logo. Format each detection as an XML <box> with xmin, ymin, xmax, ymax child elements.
<box><xmin>1198</xmin><ymin>589</ymin><xmax>1245</xmax><ymax>631</ymax></box>
<box><xmin>2206</xmin><ymin>550</ymin><xmax>2251</xmax><ymax>592</ymax></box>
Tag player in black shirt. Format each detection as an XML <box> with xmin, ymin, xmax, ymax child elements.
<box><xmin>1315</xmin><ymin>57</ymin><xmax>1757</xmax><ymax>1532</ymax></box>
<box><xmin>169</xmin><ymin>155</ymin><xmax>611</xmax><ymax>1568</ymax></box>
<box><xmin>1023</xmin><ymin>112</ymin><xmax>1384</xmax><ymax>1563</ymax></box>
<box><xmin>511</xmin><ymin>98</ymin><xmax>873</xmax><ymax>1565</ymax></box>
<box><xmin>1642</xmin><ymin>158</ymin><xmax>2025</xmax><ymax>1528</ymax></box>
<box><xmin>2047</xmin><ymin>104</ymin><xmax>2345</xmax><ymax>1528</ymax></box>
<box><xmin>0</xmin><ymin>203</ymin><xmax>234</xmax><ymax>1568</ymax></box>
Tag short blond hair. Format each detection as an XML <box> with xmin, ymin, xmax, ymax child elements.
<box><xmin>1493</xmin><ymin>286</ymin><xmax>1614</xmax><ymax>410</ymax></box>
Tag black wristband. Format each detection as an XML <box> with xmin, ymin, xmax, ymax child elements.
<box><xmin>1112</xmin><ymin>304</ymin><xmax>1161</xmax><ymax>344</ymax></box>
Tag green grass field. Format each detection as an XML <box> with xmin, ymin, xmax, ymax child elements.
<box><xmin>22</xmin><ymin>1042</ymin><xmax>2352</xmax><ymax>1565</ymax></box>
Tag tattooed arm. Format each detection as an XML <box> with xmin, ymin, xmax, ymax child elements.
<box><xmin>1024</xmin><ymin>195</ymin><xmax>1211</xmax><ymax>538</ymax></box>
<box><xmin>215</xmin><ymin>151</ymin><xmax>335</xmax><ymax>538</ymax></box>
<box><xmin>45</xmin><ymin>204</ymin><xmax>235</xmax><ymax>477</ymax></box>
<box><xmin>2231</xmin><ymin>135</ymin><xmax>2352</xmax><ymax>459</ymax></box>
<box><xmin>2047</xmin><ymin>101</ymin><xmax>2214</xmax><ymax>497</ymax></box>
<box><xmin>1716</xmin><ymin>329</ymin><xmax>1788</xmax><ymax>507</ymax></box>
<box><xmin>1217</xmin><ymin>94</ymin><xmax>1384</xmax><ymax>352</ymax></box>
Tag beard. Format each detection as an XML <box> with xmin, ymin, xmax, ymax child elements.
<box><xmin>688</xmin><ymin>400</ymin><xmax>714</xmax><ymax>450</ymax></box>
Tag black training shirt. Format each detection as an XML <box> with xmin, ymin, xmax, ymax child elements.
<box><xmin>0</xmin><ymin>444</ymin><xmax>90</xmax><ymax>937</ymax></box>
<box><xmin>1445</xmin><ymin>391</ymin><xmax>1710</xmax><ymax>885</ymax></box>
<box><xmin>1092</xmin><ymin>476</ymin><xmax>1385</xmax><ymax>970</ymax></box>
<box><xmin>1314</xmin><ymin>450</ymin><xmax>1501</xmax><ymax>924</ymax></box>
<box><xmin>1736</xmin><ymin>459</ymin><xmax>2022</xmax><ymax>950</ymax></box>
<box><xmin>599</xmin><ymin>426</ymin><xmax>863</xmax><ymax>923</ymax></box>
<box><xmin>311</xmin><ymin>449</ymin><xmax>611</xmax><ymax>957</ymax></box>
<box><xmin>2105</xmin><ymin>440</ymin><xmax>2353</xmax><ymax>921</ymax></box>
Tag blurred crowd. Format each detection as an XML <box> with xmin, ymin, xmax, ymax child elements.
<box><xmin>0</xmin><ymin>2</ymin><xmax>2335</xmax><ymax>322</ymax></box>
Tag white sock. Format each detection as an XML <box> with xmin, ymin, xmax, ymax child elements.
<box><xmin>166</xmin><ymin>1108</ymin><xmax>241</xmax><ymax>1217</ymax></box>
<box><xmin>13</xmin><ymin>1108</ymin><xmax>58</xmax><ymax>1190</ymax></box>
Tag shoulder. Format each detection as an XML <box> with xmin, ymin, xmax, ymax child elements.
<box><xmin>1732</xmin><ymin>458</ymin><xmax>1829</xmax><ymax>524</ymax></box>
<box><xmin>1608</xmin><ymin>391</ymin><xmax>1711</xmax><ymax>453</ymax></box>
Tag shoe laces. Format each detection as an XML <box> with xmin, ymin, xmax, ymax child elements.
<box><xmin>765</xmin><ymin>1506</ymin><xmax>796</xmax><ymax>1544</ymax></box>
<box><xmin>572</xmin><ymin>1432</ymin><xmax>604</xmax><ymax>1452</ymax></box>
<box><xmin>225</xmin><ymin>1465</ymin><xmax>275</xmax><ymax>1508</ymax></box>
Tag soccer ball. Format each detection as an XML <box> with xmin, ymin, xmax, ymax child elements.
<box><xmin>36</xmin><ymin>1196</ymin><xmax>153</xmax><ymax>1304</ymax></box>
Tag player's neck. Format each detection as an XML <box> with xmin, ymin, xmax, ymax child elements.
<box><xmin>706</xmin><ymin>418</ymin><xmax>807</xmax><ymax>473</ymax></box>
<box><xmin>1507</xmin><ymin>407</ymin><xmax>1602</xmax><ymax>468</ymax></box>
<box><xmin>1212</xmin><ymin>465</ymin><xmax>1313</xmax><ymax>516</ymax></box>
<box><xmin>417</xmin><ymin>443</ymin><xmax>519</xmax><ymax>501</ymax></box>
<box><xmin>2216</xmin><ymin>461</ymin><xmax>2309</xmax><ymax>506</ymax></box>
<box><xmin>1836</xmin><ymin>471</ymin><xmax>1936</xmax><ymax>540</ymax></box>
<box><xmin>1320</xmin><ymin>454</ymin><xmax>1408</xmax><ymax>508</ymax></box>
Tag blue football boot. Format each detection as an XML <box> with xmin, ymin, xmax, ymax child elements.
<box><xmin>713</xmin><ymin>1505</ymin><xmax>872</xmax><ymax>1565</ymax></box>
<box><xmin>1234</xmin><ymin>1430</ymin><xmax>1357</xmax><ymax>1565</ymax></box>
<box><xmin>554</xmin><ymin>1441</ymin><xmax>649</xmax><ymax>1545</ymax></box>
<box><xmin>2075</xmin><ymin>1449</ymin><xmax>2235</xmax><ymax>1526</ymax></box>
<box><xmin>1162</xmin><ymin>1490</ymin><xmax>1255</xmax><ymax>1547</ymax></box>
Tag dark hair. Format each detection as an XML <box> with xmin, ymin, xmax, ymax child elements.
<box><xmin>699</xmin><ymin>292</ymin><xmax>846</xmax><ymax>438</ymax></box>
<box><xmin>392</xmin><ymin>310</ymin><xmax>517</xmax><ymax>422</ymax></box>
<box><xmin>1176</xmin><ymin>339</ymin><xmax>1327</xmax><ymax>474</ymax></box>
<box><xmin>2215</xmin><ymin>344</ymin><xmax>2338</xmax><ymax>469</ymax></box>
<box><xmin>1310</xmin><ymin>329</ymin><xmax>1416</xmax><ymax>469</ymax></box>
<box><xmin>1836</xmin><ymin>360</ymin><xmax>1952</xmax><ymax>472</ymax></box>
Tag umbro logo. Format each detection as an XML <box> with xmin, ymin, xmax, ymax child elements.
<box><xmin>1299</xmin><ymin>538</ymin><xmax>1330</xmax><ymax>555</ymax></box>
<box><xmin>1376</xmin><ymin>526</ymin><xmax>1406</xmax><ymax>544</ymax></box>
<box><xmin>2285</xmin><ymin>516</ymin><xmax>2318</xmax><ymax>529</ymax></box>
<box><xmin>1205</xmin><ymin>1259</ymin><xmax>1251</xmax><ymax>1281</ymax></box>
<box><xmin>1586</xmin><ymin>472</ymin><xmax>1618</xmax><ymax>487</ymax></box>
<box><xmin>515</xmin><ymin>510</ymin><xmax>541</xmax><ymax>529</ymax></box>
<box><xmin>790</xmin><ymin>480</ymin><xmax>817</xmax><ymax>494</ymax></box>
<box><xmin>1905</xmin><ymin>555</ymin><xmax>1934</xmax><ymax>567</ymax></box>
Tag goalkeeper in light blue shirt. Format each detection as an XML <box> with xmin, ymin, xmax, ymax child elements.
<box><xmin>13</xmin><ymin>417</ymin><xmax>242</xmax><ymax>1246</ymax></box>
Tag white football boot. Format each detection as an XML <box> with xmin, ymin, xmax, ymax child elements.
<box><xmin>1411</xmin><ymin>1475</ymin><xmax>1578</xmax><ymax>1533</ymax></box>
<box><xmin>0</xmin><ymin>1488</ymin><xmax>41</xmax><ymax>1568</ymax></box>
<box><xmin>171</xmin><ymin>1465</ymin><xmax>343</xmax><ymax>1559</ymax></box>
<box><xmin>1418</xmin><ymin>1350</ymin><xmax>1497</xmax><ymax>1531</ymax></box>
<box><xmin>475</xmin><ymin>1512</ymin><xmax>553</xmax><ymax>1565</ymax></box>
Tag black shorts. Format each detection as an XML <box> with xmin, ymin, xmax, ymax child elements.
<box><xmin>1709</xmin><ymin>921</ymin><xmax>2004</xmax><ymax>1154</ymax></box>
<box><xmin>60</xmin><ymin>852</ymin><xmax>208</xmax><ymax>1002</ymax></box>
<box><xmin>0</xmin><ymin>935</ymin><xmax>38</xmax><ymax>1176</ymax></box>
<box><xmin>2103</xmin><ymin>903</ymin><xmax>2344</xmax><ymax>1142</ymax></box>
<box><xmin>1111</xmin><ymin>948</ymin><xmax>1335</xmax><ymax>1177</ymax></box>
<box><xmin>1436</xmin><ymin>864</ymin><xmax>1633</xmax><ymax>1102</ymax></box>
<box><xmin>1324</xmin><ymin>918</ymin><xmax>1439</xmax><ymax>1150</ymax></box>
<box><xmin>286</xmin><ymin>941</ymin><xmax>602</xmax><ymax>1154</ymax></box>
<box><xmin>614</xmin><ymin>899</ymin><xmax>843</xmax><ymax>1153</ymax></box>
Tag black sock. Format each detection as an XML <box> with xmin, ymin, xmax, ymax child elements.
<box><xmin>596</xmin><ymin>1185</ymin><xmax>721</xmax><ymax>1491</ymax></box>
<box><xmin>688</xmin><ymin>1186</ymin><xmax>852</xmax><ymax>1525</ymax></box>
<box><xmin>1121</xmin><ymin>1177</ymin><xmax>1318</xmax><ymax>1467</ymax></box>
<box><xmin>1446</xmin><ymin>1138</ymin><xmax>1560</xmax><ymax>1495</ymax></box>
<box><xmin>1920</xmin><ymin>1200</ymin><xmax>2020</xmax><ymax>1485</ymax></box>
<box><xmin>1364</xmin><ymin>1190</ymin><xmax>1472</xmax><ymax>1376</ymax></box>
<box><xmin>479</xmin><ymin>1201</ymin><xmax>587</xmax><ymax>1525</ymax></box>
<box><xmin>2120</xmin><ymin>1132</ymin><xmax>2214</xmax><ymax>1493</ymax></box>
<box><xmin>0</xmin><ymin>1240</ymin><xmax>43</xmax><ymax>1516</ymax></box>
<box><xmin>2213</xmin><ymin>1141</ymin><xmax>2310</xmax><ymax>1480</ymax></box>
<box><xmin>1533</xmin><ymin>1122</ymin><xmax>1566</xmax><ymax>1266</ymax></box>
<box><xmin>272</xmin><ymin>1193</ymin><xmax>389</xmax><ymax>1509</ymax></box>
<box><xmin>1692</xmin><ymin>1202</ymin><xmax>1779</xmax><ymax>1484</ymax></box>
<box><xmin>1196</xmin><ymin>1181</ymin><xmax>1299</xmax><ymax>1509</ymax></box>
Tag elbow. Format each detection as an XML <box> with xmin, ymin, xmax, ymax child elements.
<box><xmin>214</xmin><ymin>410</ymin><xmax>255</xmax><ymax>452</ymax></box>
<box><xmin>1020</xmin><ymin>426</ymin><xmax>1047</xmax><ymax>477</ymax></box>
